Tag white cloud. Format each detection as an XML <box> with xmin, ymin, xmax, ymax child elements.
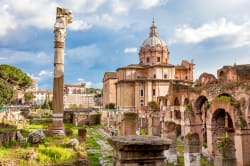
<box><xmin>38</xmin><ymin>70</ymin><xmax>53</xmax><ymax>77</ymax></box>
<box><xmin>63</xmin><ymin>0</ymin><xmax>106</xmax><ymax>14</ymax></box>
<box><xmin>110</xmin><ymin>0</ymin><xmax>168</xmax><ymax>14</ymax></box>
<box><xmin>139</xmin><ymin>0</ymin><xmax>168</xmax><ymax>9</ymax></box>
<box><xmin>28</xmin><ymin>73</ymin><xmax>40</xmax><ymax>81</ymax></box>
<box><xmin>68</xmin><ymin>20</ymin><xmax>92</xmax><ymax>31</ymax></box>
<box><xmin>0</xmin><ymin>49</ymin><xmax>51</xmax><ymax>65</ymax></box>
<box><xmin>0</xmin><ymin>0</ymin><xmax>169</xmax><ymax>37</ymax></box>
<box><xmin>174</xmin><ymin>18</ymin><xmax>250</xmax><ymax>47</ymax></box>
<box><xmin>0</xmin><ymin>5</ymin><xmax>17</xmax><ymax>37</ymax></box>
<box><xmin>124</xmin><ymin>47</ymin><xmax>138</xmax><ymax>53</ymax></box>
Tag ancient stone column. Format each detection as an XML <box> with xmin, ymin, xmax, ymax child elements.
<box><xmin>184</xmin><ymin>132</ymin><xmax>201</xmax><ymax>166</ymax></box>
<box><xmin>51</xmin><ymin>7</ymin><xmax>72</xmax><ymax>136</ymax></box>
<box><xmin>108</xmin><ymin>136</ymin><xmax>172</xmax><ymax>166</ymax></box>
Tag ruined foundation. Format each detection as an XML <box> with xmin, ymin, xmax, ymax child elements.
<box><xmin>108</xmin><ymin>136</ymin><xmax>172</xmax><ymax>166</ymax></box>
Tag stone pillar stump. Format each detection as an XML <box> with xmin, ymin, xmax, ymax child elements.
<box><xmin>164</xmin><ymin>121</ymin><xmax>177</xmax><ymax>164</ymax></box>
<box><xmin>214</xmin><ymin>137</ymin><xmax>236</xmax><ymax>166</ymax></box>
<box><xmin>119</xmin><ymin>112</ymin><xmax>138</xmax><ymax>136</ymax></box>
<box><xmin>108</xmin><ymin>136</ymin><xmax>172</xmax><ymax>166</ymax></box>
<box><xmin>78</xmin><ymin>128</ymin><xmax>87</xmax><ymax>143</ymax></box>
<box><xmin>184</xmin><ymin>132</ymin><xmax>201</xmax><ymax>166</ymax></box>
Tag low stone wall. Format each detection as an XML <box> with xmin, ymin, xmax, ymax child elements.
<box><xmin>0</xmin><ymin>130</ymin><xmax>17</xmax><ymax>146</ymax></box>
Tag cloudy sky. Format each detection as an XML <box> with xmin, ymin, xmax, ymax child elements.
<box><xmin>0</xmin><ymin>0</ymin><xmax>250</xmax><ymax>89</ymax></box>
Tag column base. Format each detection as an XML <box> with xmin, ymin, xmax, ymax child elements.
<box><xmin>50</xmin><ymin>113</ymin><xmax>65</xmax><ymax>136</ymax></box>
<box><xmin>50</xmin><ymin>129</ymin><xmax>65</xmax><ymax>136</ymax></box>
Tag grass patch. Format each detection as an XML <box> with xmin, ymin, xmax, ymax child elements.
<box><xmin>0</xmin><ymin>122</ymin><xmax>83</xmax><ymax>165</ymax></box>
<box><xmin>201</xmin><ymin>156</ymin><xmax>213</xmax><ymax>166</ymax></box>
<box><xmin>85</xmin><ymin>126</ymin><xmax>103</xmax><ymax>165</ymax></box>
<box><xmin>0</xmin><ymin>148</ymin><xmax>11</xmax><ymax>160</ymax></box>
<box><xmin>37</xmin><ymin>145</ymin><xmax>76</xmax><ymax>164</ymax></box>
<box><xmin>176</xmin><ymin>141</ymin><xmax>184</xmax><ymax>154</ymax></box>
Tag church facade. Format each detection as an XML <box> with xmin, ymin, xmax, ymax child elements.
<box><xmin>103</xmin><ymin>22</ymin><xmax>194</xmax><ymax>111</ymax></box>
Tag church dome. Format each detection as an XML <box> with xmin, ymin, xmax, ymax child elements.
<box><xmin>139</xmin><ymin>21</ymin><xmax>169</xmax><ymax>65</ymax></box>
<box><xmin>142</xmin><ymin>21</ymin><xmax>166</xmax><ymax>47</ymax></box>
<box><xmin>142</xmin><ymin>36</ymin><xmax>166</xmax><ymax>47</ymax></box>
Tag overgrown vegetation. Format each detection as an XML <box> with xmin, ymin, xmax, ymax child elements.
<box><xmin>148</xmin><ymin>101</ymin><xmax>159</xmax><ymax>111</ymax></box>
<box><xmin>0</xmin><ymin>122</ymin><xmax>87</xmax><ymax>165</ymax></box>
<box><xmin>204</xmin><ymin>101</ymin><xmax>211</xmax><ymax>110</ymax></box>
<box><xmin>37</xmin><ymin>145</ymin><xmax>76</xmax><ymax>164</ymax></box>
<box><xmin>185</xmin><ymin>103</ymin><xmax>195</xmax><ymax>124</ymax></box>
<box><xmin>216</xmin><ymin>136</ymin><xmax>234</xmax><ymax>150</ymax></box>
<box><xmin>24</xmin><ymin>92</ymin><xmax>35</xmax><ymax>104</ymax></box>
<box><xmin>105</xmin><ymin>103</ymin><xmax>115</xmax><ymax>109</ymax></box>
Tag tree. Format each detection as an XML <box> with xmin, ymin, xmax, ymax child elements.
<box><xmin>148</xmin><ymin>101</ymin><xmax>159</xmax><ymax>111</ymax></box>
<box><xmin>24</xmin><ymin>92</ymin><xmax>35</xmax><ymax>104</ymax></box>
<box><xmin>0</xmin><ymin>64</ymin><xmax>32</xmax><ymax>89</ymax></box>
<box><xmin>0</xmin><ymin>79</ymin><xmax>13</xmax><ymax>106</ymax></box>
<box><xmin>86</xmin><ymin>88</ymin><xmax>101</xmax><ymax>94</ymax></box>
<box><xmin>42</xmin><ymin>94</ymin><xmax>51</xmax><ymax>110</ymax></box>
<box><xmin>105</xmin><ymin>103</ymin><xmax>115</xmax><ymax>109</ymax></box>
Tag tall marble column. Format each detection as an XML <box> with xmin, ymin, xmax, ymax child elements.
<box><xmin>51</xmin><ymin>7</ymin><xmax>72</xmax><ymax>136</ymax></box>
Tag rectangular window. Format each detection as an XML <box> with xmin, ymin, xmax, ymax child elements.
<box><xmin>147</xmin><ymin>57</ymin><xmax>150</xmax><ymax>63</ymax></box>
<box><xmin>153</xmin><ymin>89</ymin><xmax>156</xmax><ymax>96</ymax></box>
<box><xmin>140</xmin><ymin>89</ymin><xmax>144</xmax><ymax>97</ymax></box>
<box><xmin>157</xmin><ymin>57</ymin><xmax>160</xmax><ymax>62</ymax></box>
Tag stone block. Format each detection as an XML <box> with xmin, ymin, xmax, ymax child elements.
<box><xmin>66</xmin><ymin>138</ymin><xmax>79</xmax><ymax>148</ymax></box>
<box><xmin>184</xmin><ymin>152</ymin><xmax>201</xmax><ymax>166</ymax></box>
<box><xmin>78</xmin><ymin>128</ymin><xmax>87</xmax><ymax>143</ymax></box>
<box><xmin>108</xmin><ymin>136</ymin><xmax>172</xmax><ymax>166</ymax></box>
<box><xmin>28</xmin><ymin>129</ymin><xmax>45</xmax><ymax>144</ymax></box>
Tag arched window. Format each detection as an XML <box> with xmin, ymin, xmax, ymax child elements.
<box><xmin>174</xmin><ymin>97</ymin><xmax>180</xmax><ymax>106</ymax></box>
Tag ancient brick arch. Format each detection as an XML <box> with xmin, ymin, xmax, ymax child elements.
<box><xmin>183</xmin><ymin>98</ymin><xmax>189</xmax><ymax>106</ymax></box>
<box><xmin>173</xmin><ymin>97</ymin><xmax>180</xmax><ymax>106</ymax></box>
<box><xmin>206</xmin><ymin>97</ymin><xmax>237</xmax><ymax>157</ymax></box>
<box><xmin>194</xmin><ymin>95</ymin><xmax>209</xmax><ymax>113</ymax></box>
<box><xmin>208</xmin><ymin>97</ymin><xmax>236</xmax><ymax>127</ymax></box>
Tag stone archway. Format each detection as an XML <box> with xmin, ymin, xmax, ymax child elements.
<box><xmin>209</xmin><ymin>108</ymin><xmax>235</xmax><ymax>157</ymax></box>
<box><xmin>194</xmin><ymin>95</ymin><xmax>209</xmax><ymax>147</ymax></box>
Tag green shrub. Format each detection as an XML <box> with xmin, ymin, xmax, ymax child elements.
<box><xmin>216</xmin><ymin>136</ymin><xmax>234</xmax><ymax>150</ymax></box>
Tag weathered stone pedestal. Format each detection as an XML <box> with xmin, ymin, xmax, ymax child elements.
<box><xmin>214</xmin><ymin>138</ymin><xmax>236</xmax><ymax>166</ymax></box>
<box><xmin>164</xmin><ymin>121</ymin><xmax>177</xmax><ymax>164</ymax></box>
<box><xmin>108</xmin><ymin>136</ymin><xmax>172</xmax><ymax>166</ymax></box>
<box><xmin>148</xmin><ymin>115</ymin><xmax>161</xmax><ymax>136</ymax></box>
<box><xmin>78</xmin><ymin>128</ymin><xmax>87</xmax><ymax>143</ymax></box>
<box><xmin>184</xmin><ymin>132</ymin><xmax>200</xmax><ymax>166</ymax></box>
<box><xmin>119</xmin><ymin>112</ymin><xmax>138</xmax><ymax>136</ymax></box>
